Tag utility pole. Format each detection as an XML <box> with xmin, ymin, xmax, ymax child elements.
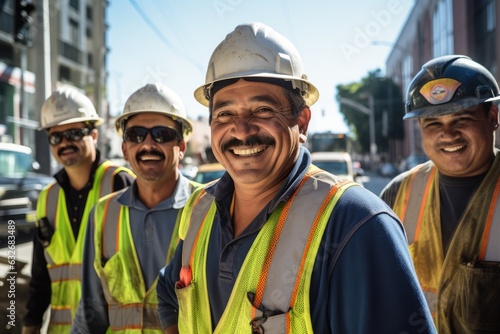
<box><xmin>13</xmin><ymin>0</ymin><xmax>36</xmax><ymax>145</ymax></box>
<box><xmin>33</xmin><ymin>0</ymin><xmax>52</xmax><ymax>175</ymax></box>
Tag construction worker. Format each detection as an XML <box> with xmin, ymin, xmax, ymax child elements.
<box><xmin>156</xmin><ymin>22</ymin><xmax>435</xmax><ymax>333</ymax></box>
<box><xmin>22</xmin><ymin>87</ymin><xmax>135</xmax><ymax>334</ymax></box>
<box><xmin>380</xmin><ymin>55</ymin><xmax>500</xmax><ymax>333</ymax></box>
<box><xmin>71</xmin><ymin>83</ymin><xmax>198</xmax><ymax>333</ymax></box>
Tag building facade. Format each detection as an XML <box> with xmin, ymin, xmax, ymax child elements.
<box><xmin>0</xmin><ymin>0</ymin><xmax>109</xmax><ymax>173</ymax></box>
<box><xmin>385</xmin><ymin>0</ymin><xmax>500</xmax><ymax>159</ymax></box>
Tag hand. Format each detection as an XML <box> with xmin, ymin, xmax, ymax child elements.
<box><xmin>21</xmin><ymin>326</ymin><xmax>41</xmax><ymax>334</ymax></box>
<box><xmin>165</xmin><ymin>324</ymin><xmax>179</xmax><ymax>334</ymax></box>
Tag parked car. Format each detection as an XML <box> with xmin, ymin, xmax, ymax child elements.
<box><xmin>194</xmin><ymin>162</ymin><xmax>226</xmax><ymax>184</ymax></box>
<box><xmin>311</xmin><ymin>151</ymin><xmax>362</xmax><ymax>185</ymax></box>
<box><xmin>0</xmin><ymin>143</ymin><xmax>53</xmax><ymax>236</ymax></box>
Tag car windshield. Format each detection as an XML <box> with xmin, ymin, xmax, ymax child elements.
<box><xmin>0</xmin><ymin>149</ymin><xmax>33</xmax><ymax>177</ymax></box>
<box><xmin>195</xmin><ymin>170</ymin><xmax>225</xmax><ymax>184</ymax></box>
<box><xmin>313</xmin><ymin>161</ymin><xmax>348</xmax><ymax>175</ymax></box>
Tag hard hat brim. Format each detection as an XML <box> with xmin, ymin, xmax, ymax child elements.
<box><xmin>114</xmin><ymin>109</ymin><xmax>193</xmax><ymax>142</ymax></box>
<box><xmin>194</xmin><ymin>73</ymin><xmax>319</xmax><ymax>107</ymax></box>
<box><xmin>38</xmin><ymin>116</ymin><xmax>104</xmax><ymax>131</ymax></box>
<box><xmin>403</xmin><ymin>96</ymin><xmax>500</xmax><ymax>119</ymax></box>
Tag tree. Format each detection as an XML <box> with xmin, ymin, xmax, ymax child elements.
<box><xmin>336</xmin><ymin>69</ymin><xmax>405</xmax><ymax>155</ymax></box>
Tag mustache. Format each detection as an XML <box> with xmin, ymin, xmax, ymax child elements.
<box><xmin>221</xmin><ymin>135</ymin><xmax>275</xmax><ymax>152</ymax></box>
<box><xmin>434</xmin><ymin>139</ymin><xmax>467</xmax><ymax>149</ymax></box>
<box><xmin>58</xmin><ymin>145</ymin><xmax>78</xmax><ymax>155</ymax></box>
<box><xmin>136</xmin><ymin>149</ymin><xmax>165</xmax><ymax>160</ymax></box>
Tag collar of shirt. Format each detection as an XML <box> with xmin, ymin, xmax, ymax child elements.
<box><xmin>116</xmin><ymin>172</ymin><xmax>193</xmax><ymax>211</ymax></box>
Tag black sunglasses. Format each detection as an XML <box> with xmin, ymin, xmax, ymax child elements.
<box><xmin>123</xmin><ymin>126</ymin><xmax>181</xmax><ymax>143</ymax></box>
<box><xmin>48</xmin><ymin>127</ymin><xmax>92</xmax><ymax>146</ymax></box>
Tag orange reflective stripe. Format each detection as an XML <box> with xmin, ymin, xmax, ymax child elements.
<box><xmin>290</xmin><ymin>178</ymin><xmax>352</xmax><ymax>309</ymax></box>
<box><xmin>253</xmin><ymin>175</ymin><xmax>307</xmax><ymax>308</ymax></box>
<box><xmin>480</xmin><ymin>176</ymin><xmax>500</xmax><ymax>260</ymax></box>
<box><xmin>254</xmin><ymin>167</ymin><xmax>324</xmax><ymax>308</ymax></box>
<box><xmin>415</xmin><ymin>167</ymin><xmax>436</xmax><ymax>242</ymax></box>
<box><xmin>183</xmin><ymin>189</ymin><xmax>210</xmax><ymax>268</ymax></box>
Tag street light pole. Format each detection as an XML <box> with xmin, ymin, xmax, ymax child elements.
<box><xmin>367</xmin><ymin>94</ymin><xmax>376</xmax><ymax>167</ymax></box>
<box><xmin>338</xmin><ymin>96</ymin><xmax>377</xmax><ymax>170</ymax></box>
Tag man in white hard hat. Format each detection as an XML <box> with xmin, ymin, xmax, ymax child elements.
<box><xmin>156</xmin><ymin>22</ymin><xmax>436</xmax><ymax>333</ymax></box>
<box><xmin>22</xmin><ymin>87</ymin><xmax>135</xmax><ymax>334</ymax></box>
<box><xmin>71</xmin><ymin>83</ymin><xmax>199</xmax><ymax>333</ymax></box>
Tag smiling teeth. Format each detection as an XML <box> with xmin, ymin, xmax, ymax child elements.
<box><xmin>233</xmin><ymin>146</ymin><xmax>266</xmax><ymax>156</ymax></box>
<box><xmin>443</xmin><ymin>145</ymin><xmax>464</xmax><ymax>152</ymax></box>
<box><xmin>140</xmin><ymin>155</ymin><xmax>161</xmax><ymax>161</ymax></box>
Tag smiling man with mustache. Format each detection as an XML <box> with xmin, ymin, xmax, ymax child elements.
<box><xmin>71</xmin><ymin>83</ymin><xmax>198</xmax><ymax>334</ymax></box>
<box><xmin>380</xmin><ymin>55</ymin><xmax>500</xmax><ymax>333</ymax></box>
<box><xmin>23</xmin><ymin>87</ymin><xmax>135</xmax><ymax>334</ymax></box>
<box><xmin>156</xmin><ymin>22</ymin><xmax>435</xmax><ymax>334</ymax></box>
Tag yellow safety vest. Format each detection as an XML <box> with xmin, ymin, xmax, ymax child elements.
<box><xmin>392</xmin><ymin>156</ymin><xmax>500</xmax><ymax>333</ymax></box>
<box><xmin>36</xmin><ymin>161</ymin><xmax>133</xmax><ymax>333</ymax></box>
<box><xmin>176</xmin><ymin>166</ymin><xmax>356</xmax><ymax>333</ymax></box>
<box><xmin>93</xmin><ymin>181</ymin><xmax>199</xmax><ymax>333</ymax></box>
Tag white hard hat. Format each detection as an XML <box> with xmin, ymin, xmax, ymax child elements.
<box><xmin>115</xmin><ymin>83</ymin><xmax>193</xmax><ymax>142</ymax></box>
<box><xmin>40</xmin><ymin>87</ymin><xmax>103</xmax><ymax>130</ymax></box>
<box><xmin>194</xmin><ymin>22</ymin><xmax>319</xmax><ymax>107</ymax></box>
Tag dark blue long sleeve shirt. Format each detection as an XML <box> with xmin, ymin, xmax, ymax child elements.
<box><xmin>157</xmin><ymin>148</ymin><xmax>437</xmax><ymax>333</ymax></box>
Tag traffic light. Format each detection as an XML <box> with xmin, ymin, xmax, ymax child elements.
<box><xmin>13</xmin><ymin>0</ymin><xmax>36</xmax><ymax>45</ymax></box>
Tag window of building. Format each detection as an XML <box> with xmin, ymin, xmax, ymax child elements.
<box><xmin>88</xmin><ymin>53</ymin><xmax>93</xmax><ymax>67</ymax></box>
<box><xmin>474</xmin><ymin>0</ymin><xmax>496</xmax><ymax>76</ymax></box>
<box><xmin>69</xmin><ymin>18</ymin><xmax>79</xmax><ymax>45</ymax></box>
<box><xmin>432</xmin><ymin>0</ymin><xmax>454</xmax><ymax>57</ymax></box>
<box><xmin>86</xmin><ymin>5</ymin><xmax>93</xmax><ymax>21</ymax></box>
<box><xmin>402</xmin><ymin>55</ymin><xmax>413</xmax><ymax>95</ymax></box>
<box><xmin>70</xmin><ymin>0</ymin><xmax>79</xmax><ymax>10</ymax></box>
<box><xmin>59</xmin><ymin>65</ymin><xmax>71</xmax><ymax>82</ymax></box>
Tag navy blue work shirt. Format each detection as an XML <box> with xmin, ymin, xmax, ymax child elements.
<box><xmin>157</xmin><ymin>147</ymin><xmax>437</xmax><ymax>333</ymax></box>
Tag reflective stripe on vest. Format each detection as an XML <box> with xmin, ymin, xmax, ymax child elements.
<box><xmin>107</xmin><ymin>303</ymin><xmax>160</xmax><ymax>331</ymax></box>
<box><xmin>178</xmin><ymin>166</ymin><xmax>356</xmax><ymax>333</ymax></box>
<box><xmin>37</xmin><ymin>162</ymin><xmax>129</xmax><ymax>330</ymax></box>
<box><xmin>480</xmin><ymin>174</ymin><xmax>500</xmax><ymax>261</ymax></box>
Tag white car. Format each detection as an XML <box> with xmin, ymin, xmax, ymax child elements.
<box><xmin>311</xmin><ymin>151</ymin><xmax>362</xmax><ymax>185</ymax></box>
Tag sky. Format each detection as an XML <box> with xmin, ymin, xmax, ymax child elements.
<box><xmin>106</xmin><ymin>0</ymin><xmax>415</xmax><ymax>135</ymax></box>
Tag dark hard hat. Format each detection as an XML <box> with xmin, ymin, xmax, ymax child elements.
<box><xmin>404</xmin><ymin>55</ymin><xmax>500</xmax><ymax>119</ymax></box>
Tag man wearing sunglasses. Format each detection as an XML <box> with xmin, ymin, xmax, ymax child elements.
<box><xmin>22</xmin><ymin>87</ymin><xmax>135</xmax><ymax>334</ymax></box>
<box><xmin>71</xmin><ymin>83</ymin><xmax>198</xmax><ymax>333</ymax></box>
